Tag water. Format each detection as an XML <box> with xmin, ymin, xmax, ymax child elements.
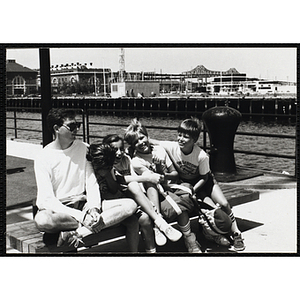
<box><xmin>6</xmin><ymin>112</ymin><xmax>296</xmax><ymax>175</ymax></box>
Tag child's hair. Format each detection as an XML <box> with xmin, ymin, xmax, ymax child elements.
<box><xmin>102</xmin><ymin>134</ymin><xmax>123</xmax><ymax>145</ymax></box>
<box><xmin>87</xmin><ymin>141</ymin><xmax>116</xmax><ymax>173</ymax></box>
<box><xmin>124</xmin><ymin>118</ymin><xmax>148</xmax><ymax>146</ymax></box>
<box><xmin>178</xmin><ymin>117</ymin><xmax>202</xmax><ymax>142</ymax></box>
<box><xmin>47</xmin><ymin>108</ymin><xmax>76</xmax><ymax>135</ymax></box>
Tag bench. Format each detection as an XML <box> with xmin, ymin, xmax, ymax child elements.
<box><xmin>6</xmin><ymin>186</ymin><xmax>259</xmax><ymax>254</ymax></box>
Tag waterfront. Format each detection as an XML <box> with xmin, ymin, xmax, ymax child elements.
<box><xmin>6</xmin><ymin>111</ymin><xmax>296</xmax><ymax>175</ymax></box>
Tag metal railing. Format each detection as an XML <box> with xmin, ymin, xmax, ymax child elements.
<box><xmin>6</xmin><ymin>107</ymin><xmax>87</xmax><ymax>142</ymax></box>
<box><xmin>6</xmin><ymin>105</ymin><xmax>296</xmax><ymax>175</ymax></box>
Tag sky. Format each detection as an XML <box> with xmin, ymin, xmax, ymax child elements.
<box><xmin>6</xmin><ymin>46</ymin><xmax>297</xmax><ymax>82</ymax></box>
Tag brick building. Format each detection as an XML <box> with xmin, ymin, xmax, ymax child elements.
<box><xmin>6</xmin><ymin>60</ymin><xmax>38</xmax><ymax>96</ymax></box>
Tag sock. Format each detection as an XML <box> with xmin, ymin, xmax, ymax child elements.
<box><xmin>76</xmin><ymin>224</ymin><xmax>93</xmax><ymax>238</ymax></box>
<box><xmin>228</xmin><ymin>212</ymin><xmax>241</xmax><ymax>235</ymax></box>
<box><xmin>228</xmin><ymin>212</ymin><xmax>236</xmax><ymax>223</ymax></box>
<box><xmin>178</xmin><ymin>221</ymin><xmax>191</xmax><ymax>236</ymax></box>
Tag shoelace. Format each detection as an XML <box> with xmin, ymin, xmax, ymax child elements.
<box><xmin>154</xmin><ymin>227</ymin><xmax>164</xmax><ymax>236</ymax></box>
<box><xmin>164</xmin><ymin>227</ymin><xmax>172</xmax><ymax>235</ymax></box>
<box><xmin>68</xmin><ymin>233</ymin><xmax>84</xmax><ymax>248</ymax></box>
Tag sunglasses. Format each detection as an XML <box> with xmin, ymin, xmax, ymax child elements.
<box><xmin>62</xmin><ymin>122</ymin><xmax>81</xmax><ymax>132</ymax></box>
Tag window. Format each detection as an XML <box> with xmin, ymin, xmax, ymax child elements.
<box><xmin>12</xmin><ymin>76</ymin><xmax>25</xmax><ymax>86</ymax></box>
<box><xmin>112</xmin><ymin>85</ymin><xmax>118</xmax><ymax>92</ymax></box>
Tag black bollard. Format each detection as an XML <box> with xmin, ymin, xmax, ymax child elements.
<box><xmin>202</xmin><ymin>106</ymin><xmax>242</xmax><ymax>178</ymax></box>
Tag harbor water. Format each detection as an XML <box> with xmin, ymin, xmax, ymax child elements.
<box><xmin>6</xmin><ymin>112</ymin><xmax>296</xmax><ymax>175</ymax></box>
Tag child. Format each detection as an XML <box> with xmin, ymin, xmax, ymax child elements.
<box><xmin>86</xmin><ymin>143</ymin><xmax>142</xmax><ymax>252</ymax></box>
<box><xmin>89</xmin><ymin>139</ymin><xmax>182</xmax><ymax>253</ymax></box>
<box><xmin>151</xmin><ymin>117</ymin><xmax>245</xmax><ymax>251</ymax></box>
<box><xmin>124</xmin><ymin>118</ymin><xmax>202</xmax><ymax>253</ymax></box>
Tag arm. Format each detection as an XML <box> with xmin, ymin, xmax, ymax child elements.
<box><xmin>159</xmin><ymin>148</ymin><xmax>178</xmax><ymax>183</ymax></box>
<box><xmin>164</xmin><ymin>163</ymin><xmax>179</xmax><ymax>183</ymax></box>
<box><xmin>130</xmin><ymin>157</ymin><xmax>164</xmax><ymax>184</ymax></box>
<box><xmin>192</xmin><ymin>173</ymin><xmax>209</xmax><ymax>194</ymax></box>
<box><xmin>149</xmin><ymin>138</ymin><xmax>161</xmax><ymax>146</ymax></box>
<box><xmin>124</xmin><ymin>167</ymin><xmax>163</xmax><ymax>185</ymax></box>
<box><xmin>192</xmin><ymin>150</ymin><xmax>211</xmax><ymax>194</ymax></box>
<box><xmin>85</xmin><ymin>159</ymin><xmax>101</xmax><ymax>210</ymax></box>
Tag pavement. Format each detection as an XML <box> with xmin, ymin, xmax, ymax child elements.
<box><xmin>5</xmin><ymin>138</ymin><xmax>298</xmax><ymax>254</ymax></box>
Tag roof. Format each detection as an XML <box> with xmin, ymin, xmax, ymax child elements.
<box><xmin>6</xmin><ymin>60</ymin><xmax>38</xmax><ymax>73</ymax></box>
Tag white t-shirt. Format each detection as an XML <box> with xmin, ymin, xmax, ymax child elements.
<box><xmin>34</xmin><ymin>139</ymin><xmax>101</xmax><ymax>222</ymax></box>
<box><xmin>159</xmin><ymin>141</ymin><xmax>210</xmax><ymax>182</ymax></box>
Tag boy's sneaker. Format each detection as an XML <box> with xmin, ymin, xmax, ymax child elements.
<box><xmin>184</xmin><ymin>232</ymin><xmax>202</xmax><ymax>253</ymax></box>
<box><xmin>57</xmin><ymin>231</ymin><xmax>84</xmax><ymax>248</ymax></box>
<box><xmin>153</xmin><ymin>226</ymin><xmax>167</xmax><ymax>246</ymax></box>
<box><xmin>163</xmin><ymin>226</ymin><xmax>182</xmax><ymax>242</ymax></box>
<box><xmin>154</xmin><ymin>217</ymin><xmax>182</xmax><ymax>242</ymax></box>
<box><xmin>203</xmin><ymin>230</ymin><xmax>231</xmax><ymax>247</ymax></box>
<box><xmin>233</xmin><ymin>232</ymin><xmax>245</xmax><ymax>251</ymax></box>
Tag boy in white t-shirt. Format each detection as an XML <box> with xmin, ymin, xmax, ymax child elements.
<box><xmin>151</xmin><ymin>117</ymin><xmax>245</xmax><ymax>251</ymax></box>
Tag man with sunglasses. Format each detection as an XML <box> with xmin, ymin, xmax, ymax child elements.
<box><xmin>34</xmin><ymin>108</ymin><xmax>139</xmax><ymax>251</ymax></box>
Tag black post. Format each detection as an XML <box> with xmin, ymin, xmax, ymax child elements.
<box><xmin>202</xmin><ymin>106</ymin><xmax>241</xmax><ymax>178</ymax></box>
<box><xmin>39</xmin><ymin>48</ymin><xmax>53</xmax><ymax>147</ymax></box>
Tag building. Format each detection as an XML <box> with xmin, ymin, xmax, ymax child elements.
<box><xmin>49</xmin><ymin>63</ymin><xmax>112</xmax><ymax>95</ymax></box>
<box><xmin>255</xmin><ymin>80</ymin><xmax>296</xmax><ymax>95</ymax></box>
<box><xmin>6</xmin><ymin>59</ymin><xmax>38</xmax><ymax>96</ymax></box>
<box><xmin>111</xmin><ymin>81</ymin><xmax>160</xmax><ymax>98</ymax></box>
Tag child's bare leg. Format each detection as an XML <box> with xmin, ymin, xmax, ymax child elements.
<box><xmin>211</xmin><ymin>184</ymin><xmax>241</xmax><ymax>234</ymax></box>
<box><xmin>127</xmin><ymin>181</ymin><xmax>160</xmax><ymax>221</ymax></box>
<box><xmin>138</xmin><ymin>211</ymin><xmax>156</xmax><ymax>253</ymax></box>
<box><xmin>144</xmin><ymin>182</ymin><xmax>160</xmax><ymax>212</ymax></box>
<box><xmin>121</xmin><ymin>215</ymin><xmax>140</xmax><ymax>252</ymax></box>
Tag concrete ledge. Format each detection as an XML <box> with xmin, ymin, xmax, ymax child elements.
<box><xmin>220</xmin><ymin>174</ymin><xmax>297</xmax><ymax>190</ymax></box>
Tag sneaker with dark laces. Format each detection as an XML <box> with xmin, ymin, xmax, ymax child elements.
<box><xmin>202</xmin><ymin>229</ymin><xmax>231</xmax><ymax>247</ymax></box>
<box><xmin>233</xmin><ymin>232</ymin><xmax>245</xmax><ymax>251</ymax></box>
<box><xmin>57</xmin><ymin>231</ymin><xmax>84</xmax><ymax>248</ymax></box>
<box><xmin>184</xmin><ymin>232</ymin><xmax>202</xmax><ymax>253</ymax></box>
<box><xmin>153</xmin><ymin>226</ymin><xmax>167</xmax><ymax>246</ymax></box>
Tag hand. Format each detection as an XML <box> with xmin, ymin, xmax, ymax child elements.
<box><xmin>148</xmin><ymin>172</ymin><xmax>164</xmax><ymax>184</ymax></box>
<box><xmin>82</xmin><ymin>208</ymin><xmax>101</xmax><ymax>231</ymax></box>
<box><xmin>89</xmin><ymin>207</ymin><xmax>101</xmax><ymax>224</ymax></box>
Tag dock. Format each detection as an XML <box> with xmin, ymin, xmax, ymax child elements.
<box><xmin>6</xmin><ymin>138</ymin><xmax>297</xmax><ymax>254</ymax></box>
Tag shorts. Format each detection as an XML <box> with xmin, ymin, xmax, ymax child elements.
<box><xmin>160</xmin><ymin>183</ymin><xmax>196</xmax><ymax>222</ymax></box>
<box><xmin>196</xmin><ymin>173</ymin><xmax>216</xmax><ymax>200</ymax></box>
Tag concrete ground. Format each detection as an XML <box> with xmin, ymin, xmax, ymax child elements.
<box><xmin>6</xmin><ymin>139</ymin><xmax>297</xmax><ymax>254</ymax></box>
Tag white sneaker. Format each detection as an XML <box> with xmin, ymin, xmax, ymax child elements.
<box><xmin>153</xmin><ymin>226</ymin><xmax>167</xmax><ymax>246</ymax></box>
<box><xmin>163</xmin><ymin>226</ymin><xmax>182</xmax><ymax>242</ymax></box>
<box><xmin>154</xmin><ymin>217</ymin><xmax>182</xmax><ymax>242</ymax></box>
<box><xmin>184</xmin><ymin>232</ymin><xmax>202</xmax><ymax>253</ymax></box>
